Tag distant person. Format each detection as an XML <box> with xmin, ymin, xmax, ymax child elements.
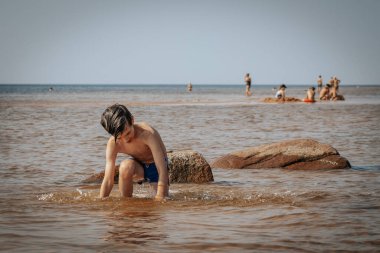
<box><xmin>244</xmin><ymin>73</ymin><xmax>252</xmax><ymax>96</ymax></box>
<box><xmin>49</xmin><ymin>87</ymin><xmax>54</xmax><ymax>92</ymax></box>
<box><xmin>329</xmin><ymin>85</ymin><xmax>337</xmax><ymax>100</ymax></box>
<box><xmin>333</xmin><ymin>76</ymin><xmax>340</xmax><ymax>91</ymax></box>
<box><xmin>304</xmin><ymin>86</ymin><xmax>316</xmax><ymax>102</ymax></box>
<box><xmin>331</xmin><ymin>85</ymin><xmax>345</xmax><ymax>101</ymax></box>
<box><xmin>329</xmin><ymin>77</ymin><xmax>334</xmax><ymax>87</ymax></box>
<box><xmin>330</xmin><ymin>79</ymin><xmax>344</xmax><ymax>101</ymax></box>
<box><xmin>99</xmin><ymin>104</ymin><xmax>169</xmax><ymax>200</ymax></box>
<box><xmin>187</xmin><ymin>82</ymin><xmax>193</xmax><ymax>92</ymax></box>
<box><xmin>275</xmin><ymin>84</ymin><xmax>287</xmax><ymax>101</ymax></box>
<box><xmin>319</xmin><ymin>84</ymin><xmax>331</xmax><ymax>100</ymax></box>
<box><xmin>317</xmin><ymin>75</ymin><xmax>323</xmax><ymax>92</ymax></box>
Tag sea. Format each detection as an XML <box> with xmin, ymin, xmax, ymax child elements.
<box><xmin>0</xmin><ymin>84</ymin><xmax>379</xmax><ymax>252</ymax></box>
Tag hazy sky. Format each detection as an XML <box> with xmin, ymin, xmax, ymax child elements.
<box><xmin>1</xmin><ymin>0</ymin><xmax>379</xmax><ymax>85</ymax></box>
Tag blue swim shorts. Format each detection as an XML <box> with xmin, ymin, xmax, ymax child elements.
<box><xmin>131</xmin><ymin>157</ymin><xmax>168</xmax><ymax>184</ymax></box>
<box><xmin>142</xmin><ymin>162</ymin><xmax>159</xmax><ymax>183</ymax></box>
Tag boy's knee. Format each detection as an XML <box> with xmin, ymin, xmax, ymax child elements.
<box><xmin>119</xmin><ymin>160</ymin><xmax>136</xmax><ymax>178</ymax></box>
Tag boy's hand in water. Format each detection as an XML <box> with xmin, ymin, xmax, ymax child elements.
<box><xmin>154</xmin><ymin>195</ymin><xmax>169</xmax><ymax>202</ymax></box>
<box><xmin>154</xmin><ymin>195</ymin><xmax>164</xmax><ymax>201</ymax></box>
<box><xmin>154</xmin><ymin>181</ymin><xmax>169</xmax><ymax>201</ymax></box>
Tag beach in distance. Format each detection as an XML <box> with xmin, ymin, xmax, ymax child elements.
<box><xmin>0</xmin><ymin>84</ymin><xmax>379</xmax><ymax>252</ymax></box>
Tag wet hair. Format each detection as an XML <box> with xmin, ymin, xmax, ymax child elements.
<box><xmin>100</xmin><ymin>104</ymin><xmax>133</xmax><ymax>141</ymax></box>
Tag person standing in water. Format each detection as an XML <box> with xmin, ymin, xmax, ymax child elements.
<box><xmin>244</xmin><ymin>73</ymin><xmax>252</xmax><ymax>96</ymax></box>
<box><xmin>333</xmin><ymin>76</ymin><xmax>340</xmax><ymax>91</ymax></box>
<box><xmin>317</xmin><ymin>75</ymin><xmax>323</xmax><ymax>92</ymax></box>
<box><xmin>187</xmin><ymin>82</ymin><xmax>193</xmax><ymax>92</ymax></box>
<box><xmin>329</xmin><ymin>76</ymin><xmax>334</xmax><ymax>87</ymax></box>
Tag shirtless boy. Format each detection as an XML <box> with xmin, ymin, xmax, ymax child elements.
<box><xmin>319</xmin><ymin>84</ymin><xmax>330</xmax><ymax>100</ymax></box>
<box><xmin>99</xmin><ymin>104</ymin><xmax>169</xmax><ymax>200</ymax></box>
<box><xmin>305</xmin><ymin>86</ymin><xmax>316</xmax><ymax>101</ymax></box>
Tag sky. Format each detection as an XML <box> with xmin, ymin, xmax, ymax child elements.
<box><xmin>0</xmin><ymin>0</ymin><xmax>379</xmax><ymax>85</ymax></box>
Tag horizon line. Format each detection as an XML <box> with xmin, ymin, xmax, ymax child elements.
<box><xmin>1</xmin><ymin>83</ymin><xmax>380</xmax><ymax>86</ymax></box>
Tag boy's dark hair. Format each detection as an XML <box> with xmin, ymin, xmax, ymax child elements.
<box><xmin>100</xmin><ymin>104</ymin><xmax>133</xmax><ymax>141</ymax></box>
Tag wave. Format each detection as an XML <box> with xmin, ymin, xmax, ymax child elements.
<box><xmin>36</xmin><ymin>185</ymin><xmax>330</xmax><ymax>208</ymax></box>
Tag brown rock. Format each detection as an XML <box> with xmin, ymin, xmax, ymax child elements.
<box><xmin>262</xmin><ymin>97</ymin><xmax>302</xmax><ymax>103</ymax></box>
<box><xmin>82</xmin><ymin>150</ymin><xmax>213</xmax><ymax>184</ymax></box>
<box><xmin>167</xmin><ymin>150</ymin><xmax>214</xmax><ymax>183</ymax></box>
<box><xmin>210</xmin><ymin>139</ymin><xmax>351</xmax><ymax>170</ymax></box>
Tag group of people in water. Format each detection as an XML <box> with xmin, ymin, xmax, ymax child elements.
<box><xmin>186</xmin><ymin>74</ymin><xmax>344</xmax><ymax>102</ymax></box>
<box><xmin>316</xmin><ymin>75</ymin><xmax>343</xmax><ymax>101</ymax></box>
<box><xmin>244</xmin><ymin>73</ymin><xmax>344</xmax><ymax>102</ymax></box>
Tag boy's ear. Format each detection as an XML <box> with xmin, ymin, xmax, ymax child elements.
<box><xmin>132</xmin><ymin>116</ymin><xmax>135</xmax><ymax>124</ymax></box>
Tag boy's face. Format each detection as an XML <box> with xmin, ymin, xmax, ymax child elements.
<box><xmin>119</xmin><ymin>123</ymin><xmax>135</xmax><ymax>143</ymax></box>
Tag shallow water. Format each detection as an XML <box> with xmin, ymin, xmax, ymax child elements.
<box><xmin>1</xmin><ymin>84</ymin><xmax>379</xmax><ymax>252</ymax></box>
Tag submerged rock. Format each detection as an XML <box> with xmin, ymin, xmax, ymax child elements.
<box><xmin>334</xmin><ymin>95</ymin><xmax>345</xmax><ymax>101</ymax></box>
<box><xmin>82</xmin><ymin>150</ymin><xmax>214</xmax><ymax>184</ymax></box>
<box><xmin>262</xmin><ymin>97</ymin><xmax>302</xmax><ymax>103</ymax></box>
<box><xmin>211</xmin><ymin>139</ymin><xmax>351</xmax><ymax>170</ymax></box>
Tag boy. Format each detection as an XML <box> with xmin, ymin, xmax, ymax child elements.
<box><xmin>319</xmin><ymin>84</ymin><xmax>331</xmax><ymax>100</ymax></box>
<box><xmin>99</xmin><ymin>104</ymin><xmax>169</xmax><ymax>200</ymax></box>
<box><xmin>275</xmin><ymin>84</ymin><xmax>287</xmax><ymax>101</ymax></box>
<box><xmin>305</xmin><ymin>86</ymin><xmax>316</xmax><ymax>101</ymax></box>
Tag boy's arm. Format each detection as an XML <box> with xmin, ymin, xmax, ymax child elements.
<box><xmin>100</xmin><ymin>139</ymin><xmax>117</xmax><ymax>198</ymax></box>
<box><xmin>147</xmin><ymin>129</ymin><xmax>169</xmax><ymax>200</ymax></box>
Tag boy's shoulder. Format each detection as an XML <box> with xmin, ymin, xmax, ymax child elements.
<box><xmin>106</xmin><ymin>136</ymin><xmax>117</xmax><ymax>146</ymax></box>
<box><xmin>136</xmin><ymin>122</ymin><xmax>155</xmax><ymax>132</ymax></box>
<box><xmin>135</xmin><ymin>122</ymin><xmax>158</xmax><ymax>140</ymax></box>
<box><xmin>105</xmin><ymin>136</ymin><xmax>118</xmax><ymax>155</ymax></box>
